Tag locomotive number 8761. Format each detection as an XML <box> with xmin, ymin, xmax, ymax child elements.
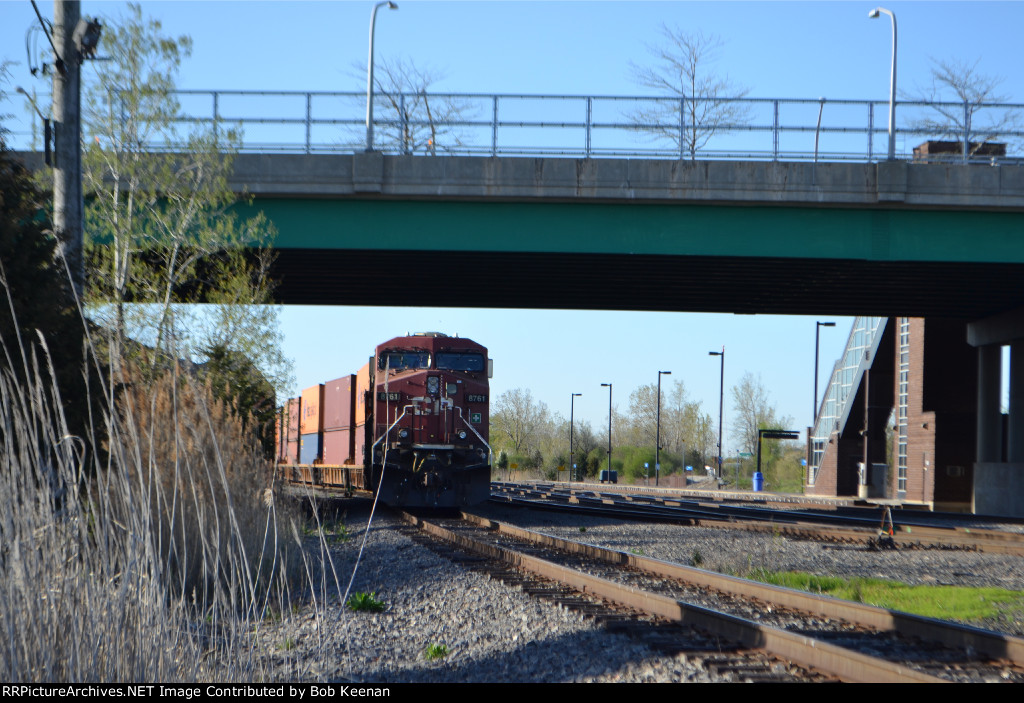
<box><xmin>278</xmin><ymin>333</ymin><xmax>492</xmax><ymax>507</ymax></box>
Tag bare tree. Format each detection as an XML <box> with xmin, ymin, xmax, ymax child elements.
<box><xmin>909</xmin><ymin>57</ymin><xmax>1021</xmax><ymax>157</ymax></box>
<box><xmin>354</xmin><ymin>56</ymin><xmax>474</xmax><ymax>154</ymax></box>
<box><xmin>731</xmin><ymin>372</ymin><xmax>791</xmax><ymax>456</ymax></box>
<box><xmin>629</xmin><ymin>26</ymin><xmax>750</xmax><ymax>160</ymax></box>
<box><xmin>490</xmin><ymin>387</ymin><xmax>553</xmax><ymax>457</ymax></box>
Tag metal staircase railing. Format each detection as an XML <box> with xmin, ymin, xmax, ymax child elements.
<box><xmin>807</xmin><ymin>317</ymin><xmax>888</xmax><ymax>486</ymax></box>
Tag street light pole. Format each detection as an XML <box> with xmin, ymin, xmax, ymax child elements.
<box><xmin>366</xmin><ymin>1</ymin><xmax>398</xmax><ymax>152</ymax></box>
<box><xmin>569</xmin><ymin>392</ymin><xmax>581</xmax><ymax>482</ymax></box>
<box><xmin>708</xmin><ymin>349</ymin><xmax>725</xmax><ymax>479</ymax></box>
<box><xmin>869</xmin><ymin>7</ymin><xmax>897</xmax><ymax>160</ymax></box>
<box><xmin>656</xmin><ymin>370</ymin><xmax>671</xmax><ymax>487</ymax></box>
<box><xmin>601</xmin><ymin>383</ymin><xmax>612</xmax><ymax>482</ymax></box>
<box><xmin>814</xmin><ymin>321</ymin><xmax>836</xmax><ymax>421</ymax></box>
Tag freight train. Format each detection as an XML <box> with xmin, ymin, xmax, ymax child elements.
<box><xmin>276</xmin><ymin>333</ymin><xmax>492</xmax><ymax>507</ymax></box>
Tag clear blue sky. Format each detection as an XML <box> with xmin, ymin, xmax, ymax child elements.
<box><xmin>3</xmin><ymin>1</ymin><xmax>1021</xmax><ymax>452</ymax></box>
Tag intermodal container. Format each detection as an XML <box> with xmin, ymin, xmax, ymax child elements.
<box><xmin>324</xmin><ymin>375</ymin><xmax>356</xmax><ymax>431</ymax></box>
<box><xmin>286</xmin><ymin>438</ymin><xmax>300</xmax><ymax>464</ymax></box>
<box><xmin>275</xmin><ymin>409</ymin><xmax>283</xmax><ymax>462</ymax></box>
<box><xmin>287</xmin><ymin>398</ymin><xmax>301</xmax><ymax>437</ymax></box>
<box><xmin>299</xmin><ymin>432</ymin><xmax>321</xmax><ymax>465</ymax></box>
<box><xmin>322</xmin><ymin>428</ymin><xmax>353</xmax><ymax>466</ymax></box>
<box><xmin>353</xmin><ymin>422</ymin><xmax>367</xmax><ymax>468</ymax></box>
<box><xmin>300</xmin><ymin>384</ymin><xmax>325</xmax><ymax>435</ymax></box>
<box><xmin>355</xmin><ymin>363</ymin><xmax>371</xmax><ymax>426</ymax></box>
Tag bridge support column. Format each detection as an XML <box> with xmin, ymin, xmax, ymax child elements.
<box><xmin>976</xmin><ymin>344</ymin><xmax>1002</xmax><ymax>462</ymax></box>
<box><xmin>1011</xmin><ymin>343</ymin><xmax>1024</xmax><ymax>462</ymax></box>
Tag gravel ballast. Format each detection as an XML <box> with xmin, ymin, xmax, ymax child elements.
<box><xmin>257</xmin><ymin>495</ymin><xmax>1024</xmax><ymax>682</ymax></box>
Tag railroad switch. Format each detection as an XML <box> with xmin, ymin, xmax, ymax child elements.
<box><xmin>870</xmin><ymin>507</ymin><xmax>897</xmax><ymax>550</ymax></box>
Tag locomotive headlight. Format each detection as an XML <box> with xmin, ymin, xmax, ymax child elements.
<box><xmin>426</xmin><ymin>376</ymin><xmax>440</xmax><ymax>395</ymax></box>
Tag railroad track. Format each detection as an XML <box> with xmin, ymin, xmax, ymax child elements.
<box><xmin>491</xmin><ymin>482</ymin><xmax>1024</xmax><ymax>556</ymax></box>
<box><xmin>396</xmin><ymin>508</ymin><xmax>1024</xmax><ymax>683</ymax></box>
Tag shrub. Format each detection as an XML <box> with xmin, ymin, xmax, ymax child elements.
<box><xmin>347</xmin><ymin>592</ymin><xmax>386</xmax><ymax>613</ymax></box>
<box><xmin>423</xmin><ymin>643</ymin><xmax>449</xmax><ymax>661</ymax></box>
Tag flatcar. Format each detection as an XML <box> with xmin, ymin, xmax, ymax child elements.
<box><xmin>276</xmin><ymin>333</ymin><xmax>492</xmax><ymax>507</ymax></box>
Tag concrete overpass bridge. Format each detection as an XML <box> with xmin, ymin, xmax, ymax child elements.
<box><xmin>230</xmin><ymin>153</ymin><xmax>1024</xmax><ymax>321</ymax></box>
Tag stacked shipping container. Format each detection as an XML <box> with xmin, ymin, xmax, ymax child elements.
<box><xmin>323</xmin><ymin>375</ymin><xmax>356</xmax><ymax>465</ymax></box>
<box><xmin>286</xmin><ymin>397</ymin><xmax>301</xmax><ymax>463</ymax></box>
<box><xmin>300</xmin><ymin>384</ymin><xmax>325</xmax><ymax>464</ymax></box>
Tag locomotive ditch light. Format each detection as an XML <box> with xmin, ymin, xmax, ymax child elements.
<box><xmin>458</xmin><ymin>430</ymin><xmax>467</xmax><ymax>440</ymax></box>
<box><xmin>399</xmin><ymin>428</ymin><xmax>409</xmax><ymax>439</ymax></box>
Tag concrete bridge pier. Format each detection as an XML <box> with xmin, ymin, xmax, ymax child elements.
<box><xmin>970</xmin><ymin>309</ymin><xmax>1024</xmax><ymax>516</ymax></box>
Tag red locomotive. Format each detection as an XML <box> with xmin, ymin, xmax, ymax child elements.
<box><xmin>277</xmin><ymin>333</ymin><xmax>492</xmax><ymax>507</ymax></box>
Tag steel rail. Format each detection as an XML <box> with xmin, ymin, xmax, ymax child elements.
<box><xmin>463</xmin><ymin>511</ymin><xmax>1024</xmax><ymax>670</ymax></box>
<box><xmin>492</xmin><ymin>483</ymin><xmax>1024</xmax><ymax>556</ymax></box>
<box><xmin>397</xmin><ymin>509</ymin><xmax>948</xmax><ymax>682</ymax></box>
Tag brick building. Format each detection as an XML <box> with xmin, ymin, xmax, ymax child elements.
<box><xmin>807</xmin><ymin>317</ymin><xmax>980</xmax><ymax>511</ymax></box>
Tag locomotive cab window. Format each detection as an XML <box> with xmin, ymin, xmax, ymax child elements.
<box><xmin>379</xmin><ymin>351</ymin><xmax>430</xmax><ymax>371</ymax></box>
<box><xmin>436</xmin><ymin>352</ymin><xmax>485</xmax><ymax>372</ymax></box>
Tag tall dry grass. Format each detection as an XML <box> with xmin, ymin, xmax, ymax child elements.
<box><xmin>0</xmin><ymin>323</ymin><xmax>305</xmax><ymax>681</ymax></box>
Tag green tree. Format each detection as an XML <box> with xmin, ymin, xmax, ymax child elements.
<box><xmin>81</xmin><ymin>4</ymin><xmax>291</xmax><ymax>395</ymax></box>
<box><xmin>0</xmin><ymin>140</ymin><xmax>90</xmax><ymax>439</ymax></box>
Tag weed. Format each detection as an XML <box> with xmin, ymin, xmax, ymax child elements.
<box><xmin>690</xmin><ymin>550</ymin><xmax>704</xmax><ymax>567</ymax></box>
<box><xmin>579</xmin><ymin>526</ymin><xmax>587</xmax><ymax>533</ymax></box>
<box><xmin>749</xmin><ymin>569</ymin><xmax>1024</xmax><ymax>622</ymax></box>
<box><xmin>278</xmin><ymin>637</ymin><xmax>296</xmax><ymax>651</ymax></box>
<box><xmin>423</xmin><ymin>643</ymin><xmax>449</xmax><ymax>661</ymax></box>
<box><xmin>347</xmin><ymin>592</ymin><xmax>386</xmax><ymax>613</ymax></box>
<box><xmin>630</xmin><ymin>547</ymin><xmax>646</xmax><ymax>556</ymax></box>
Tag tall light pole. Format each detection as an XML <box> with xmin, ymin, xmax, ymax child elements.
<box><xmin>708</xmin><ymin>348</ymin><xmax>725</xmax><ymax>479</ymax></box>
<box><xmin>601</xmin><ymin>383</ymin><xmax>612</xmax><ymax>482</ymax></box>
<box><xmin>569</xmin><ymin>392</ymin><xmax>582</xmax><ymax>482</ymax></box>
<box><xmin>366</xmin><ymin>1</ymin><xmax>398</xmax><ymax>152</ymax></box>
<box><xmin>869</xmin><ymin>7</ymin><xmax>897</xmax><ymax>160</ymax></box>
<box><xmin>814</xmin><ymin>321</ymin><xmax>836</xmax><ymax>421</ymax></box>
<box><xmin>656</xmin><ymin>371</ymin><xmax>671</xmax><ymax>486</ymax></box>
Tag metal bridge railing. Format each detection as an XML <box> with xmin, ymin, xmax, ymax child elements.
<box><xmin>14</xmin><ymin>89</ymin><xmax>1024</xmax><ymax>163</ymax></box>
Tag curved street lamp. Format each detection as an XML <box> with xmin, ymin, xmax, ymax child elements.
<box><xmin>366</xmin><ymin>1</ymin><xmax>398</xmax><ymax>152</ymax></box>
<box><xmin>869</xmin><ymin>7</ymin><xmax>897</xmax><ymax>160</ymax></box>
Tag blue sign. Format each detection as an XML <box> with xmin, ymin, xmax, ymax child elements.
<box><xmin>685</xmin><ymin>465</ymin><xmax>693</xmax><ymax>471</ymax></box>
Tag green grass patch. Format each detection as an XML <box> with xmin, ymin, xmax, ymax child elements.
<box><xmin>346</xmin><ymin>592</ymin><xmax>386</xmax><ymax>613</ymax></box>
<box><xmin>748</xmin><ymin>568</ymin><xmax>1024</xmax><ymax>622</ymax></box>
<box><xmin>423</xmin><ymin>643</ymin><xmax>449</xmax><ymax>661</ymax></box>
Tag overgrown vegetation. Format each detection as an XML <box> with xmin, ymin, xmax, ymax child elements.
<box><xmin>0</xmin><ymin>314</ymin><xmax>305</xmax><ymax>680</ymax></box>
<box><xmin>749</xmin><ymin>569</ymin><xmax>1024</xmax><ymax>623</ymax></box>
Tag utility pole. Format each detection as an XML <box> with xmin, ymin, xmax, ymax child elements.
<box><xmin>52</xmin><ymin>0</ymin><xmax>84</xmax><ymax>299</ymax></box>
